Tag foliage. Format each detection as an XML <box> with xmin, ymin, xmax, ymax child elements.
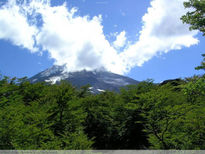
<box><xmin>139</xmin><ymin>83</ymin><xmax>188</xmax><ymax>149</ymax></box>
<box><xmin>181</xmin><ymin>0</ymin><xmax>205</xmax><ymax>35</ymax></box>
<box><xmin>195</xmin><ymin>54</ymin><xmax>205</xmax><ymax>71</ymax></box>
<box><xmin>0</xmin><ymin>78</ymin><xmax>92</xmax><ymax>149</ymax></box>
<box><xmin>0</xmin><ymin>74</ymin><xmax>204</xmax><ymax>149</ymax></box>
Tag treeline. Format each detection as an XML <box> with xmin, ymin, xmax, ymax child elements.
<box><xmin>0</xmin><ymin>72</ymin><xmax>204</xmax><ymax>150</ymax></box>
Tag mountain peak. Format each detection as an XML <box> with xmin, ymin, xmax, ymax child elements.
<box><xmin>29</xmin><ymin>65</ymin><xmax>139</xmax><ymax>93</ymax></box>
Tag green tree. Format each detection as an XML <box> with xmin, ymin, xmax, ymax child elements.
<box><xmin>195</xmin><ymin>54</ymin><xmax>205</xmax><ymax>70</ymax></box>
<box><xmin>0</xmin><ymin>78</ymin><xmax>93</xmax><ymax>149</ymax></box>
<box><xmin>44</xmin><ymin>81</ymin><xmax>93</xmax><ymax>149</ymax></box>
<box><xmin>139</xmin><ymin>83</ymin><xmax>189</xmax><ymax>149</ymax></box>
<box><xmin>181</xmin><ymin>0</ymin><xmax>205</xmax><ymax>35</ymax></box>
<box><xmin>82</xmin><ymin>91</ymin><xmax>121</xmax><ymax>149</ymax></box>
<box><xmin>118</xmin><ymin>80</ymin><xmax>155</xmax><ymax>149</ymax></box>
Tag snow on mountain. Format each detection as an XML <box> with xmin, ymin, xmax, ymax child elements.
<box><xmin>29</xmin><ymin>65</ymin><xmax>139</xmax><ymax>93</ymax></box>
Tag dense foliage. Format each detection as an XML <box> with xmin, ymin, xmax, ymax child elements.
<box><xmin>0</xmin><ymin>70</ymin><xmax>204</xmax><ymax>149</ymax></box>
<box><xmin>181</xmin><ymin>0</ymin><xmax>205</xmax><ymax>35</ymax></box>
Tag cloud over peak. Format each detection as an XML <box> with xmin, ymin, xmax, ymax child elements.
<box><xmin>113</xmin><ymin>31</ymin><xmax>127</xmax><ymax>49</ymax></box>
<box><xmin>0</xmin><ymin>0</ymin><xmax>199</xmax><ymax>74</ymax></box>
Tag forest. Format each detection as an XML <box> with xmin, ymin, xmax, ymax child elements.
<box><xmin>0</xmin><ymin>0</ymin><xmax>205</xmax><ymax>150</ymax></box>
<box><xmin>0</xmin><ymin>54</ymin><xmax>204</xmax><ymax>149</ymax></box>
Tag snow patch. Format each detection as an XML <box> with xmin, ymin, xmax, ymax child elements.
<box><xmin>32</xmin><ymin>79</ymin><xmax>37</xmax><ymax>82</ymax></box>
<box><xmin>45</xmin><ymin>76</ymin><xmax>62</xmax><ymax>84</ymax></box>
<box><xmin>97</xmin><ymin>89</ymin><xmax>105</xmax><ymax>92</ymax></box>
<box><xmin>103</xmin><ymin>78</ymin><xmax>128</xmax><ymax>86</ymax></box>
<box><xmin>40</xmin><ymin>65</ymin><xmax>66</xmax><ymax>77</ymax></box>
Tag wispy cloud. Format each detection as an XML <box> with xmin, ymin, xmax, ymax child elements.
<box><xmin>0</xmin><ymin>0</ymin><xmax>199</xmax><ymax>74</ymax></box>
<box><xmin>113</xmin><ymin>31</ymin><xmax>127</xmax><ymax>49</ymax></box>
<box><xmin>0</xmin><ymin>2</ymin><xmax>5</xmax><ymax>5</ymax></box>
<box><xmin>96</xmin><ymin>1</ymin><xmax>108</xmax><ymax>5</ymax></box>
<box><xmin>120</xmin><ymin>10</ymin><xmax>126</xmax><ymax>16</ymax></box>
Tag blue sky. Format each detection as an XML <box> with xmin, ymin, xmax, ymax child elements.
<box><xmin>0</xmin><ymin>0</ymin><xmax>204</xmax><ymax>82</ymax></box>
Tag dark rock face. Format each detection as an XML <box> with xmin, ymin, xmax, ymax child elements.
<box><xmin>29</xmin><ymin>65</ymin><xmax>139</xmax><ymax>93</ymax></box>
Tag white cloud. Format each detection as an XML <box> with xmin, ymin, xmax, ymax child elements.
<box><xmin>119</xmin><ymin>0</ymin><xmax>199</xmax><ymax>71</ymax></box>
<box><xmin>0</xmin><ymin>0</ymin><xmax>38</xmax><ymax>52</ymax></box>
<box><xmin>0</xmin><ymin>0</ymin><xmax>199</xmax><ymax>75</ymax></box>
<box><xmin>34</xmin><ymin>3</ymin><xmax>123</xmax><ymax>73</ymax></box>
<box><xmin>113</xmin><ymin>31</ymin><xmax>127</xmax><ymax>49</ymax></box>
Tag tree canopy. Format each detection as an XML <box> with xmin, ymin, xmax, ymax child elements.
<box><xmin>181</xmin><ymin>0</ymin><xmax>205</xmax><ymax>35</ymax></box>
<box><xmin>0</xmin><ymin>74</ymin><xmax>204</xmax><ymax>149</ymax></box>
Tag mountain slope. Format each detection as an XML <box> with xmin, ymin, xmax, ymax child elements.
<box><xmin>29</xmin><ymin>65</ymin><xmax>139</xmax><ymax>93</ymax></box>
